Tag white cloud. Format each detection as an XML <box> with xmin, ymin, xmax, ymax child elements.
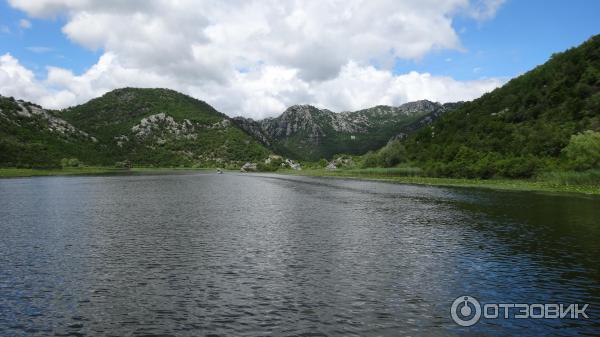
<box><xmin>19</xmin><ymin>18</ymin><xmax>31</xmax><ymax>29</ymax></box>
<box><xmin>27</xmin><ymin>46</ymin><xmax>53</xmax><ymax>53</ymax></box>
<box><xmin>467</xmin><ymin>0</ymin><xmax>505</xmax><ymax>21</ymax></box>
<box><xmin>4</xmin><ymin>0</ymin><xmax>506</xmax><ymax>118</ymax></box>
<box><xmin>0</xmin><ymin>53</ymin><xmax>48</xmax><ymax>102</ymax></box>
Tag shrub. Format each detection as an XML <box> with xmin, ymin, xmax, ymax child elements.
<box><xmin>61</xmin><ymin>158</ymin><xmax>81</xmax><ymax>167</ymax></box>
<box><xmin>377</xmin><ymin>140</ymin><xmax>407</xmax><ymax>167</ymax></box>
<box><xmin>115</xmin><ymin>160</ymin><xmax>132</xmax><ymax>169</ymax></box>
<box><xmin>361</xmin><ymin>151</ymin><xmax>378</xmax><ymax>168</ymax></box>
<box><xmin>562</xmin><ymin>130</ymin><xmax>600</xmax><ymax>170</ymax></box>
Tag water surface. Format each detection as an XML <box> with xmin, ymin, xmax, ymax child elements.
<box><xmin>0</xmin><ymin>173</ymin><xmax>598</xmax><ymax>336</ymax></box>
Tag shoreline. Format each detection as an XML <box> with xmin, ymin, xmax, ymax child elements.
<box><xmin>0</xmin><ymin>167</ymin><xmax>211</xmax><ymax>178</ymax></box>
<box><xmin>275</xmin><ymin>169</ymin><xmax>600</xmax><ymax>196</ymax></box>
<box><xmin>2</xmin><ymin>167</ymin><xmax>599</xmax><ymax>196</ymax></box>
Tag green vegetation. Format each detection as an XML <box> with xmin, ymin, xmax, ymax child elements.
<box><xmin>270</xmin><ymin>108</ymin><xmax>424</xmax><ymax>161</ymax></box>
<box><xmin>1</xmin><ymin>88</ymin><xmax>270</xmax><ymax>168</ymax></box>
<box><xmin>0</xmin><ymin>166</ymin><xmax>219</xmax><ymax>178</ymax></box>
<box><xmin>0</xmin><ymin>167</ymin><xmax>127</xmax><ymax>178</ymax></box>
<box><xmin>1</xmin><ymin>36</ymin><xmax>599</xmax><ymax>187</ymax></box>
<box><xmin>280</xmin><ymin>167</ymin><xmax>600</xmax><ymax>195</ymax></box>
<box><xmin>61</xmin><ymin>88</ymin><xmax>270</xmax><ymax>166</ymax></box>
<box><xmin>403</xmin><ymin>35</ymin><xmax>600</xmax><ymax>179</ymax></box>
<box><xmin>0</xmin><ymin>96</ymin><xmax>99</xmax><ymax>168</ymax></box>
<box><xmin>361</xmin><ymin>140</ymin><xmax>408</xmax><ymax>168</ymax></box>
<box><xmin>562</xmin><ymin>130</ymin><xmax>600</xmax><ymax>170</ymax></box>
<box><xmin>235</xmin><ymin>101</ymin><xmax>454</xmax><ymax>162</ymax></box>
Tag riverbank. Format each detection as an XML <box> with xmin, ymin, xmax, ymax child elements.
<box><xmin>277</xmin><ymin>168</ymin><xmax>600</xmax><ymax>195</ymax></box>
<box><xmin>3</xmin><ymin>166</ymin><xmax>599</xmax><ymax>196</ymax></box>
<box><xmin>0</xmin><ymin>167</ymin><xmax>212</xmax><ymax>178</ymax></box>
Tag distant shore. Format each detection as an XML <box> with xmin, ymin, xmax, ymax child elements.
<box><xmin>0</xmin><ymin>167</ymin><xmax>211</xmax><ymax>178</ymax></box>
<box><xmin>2</xmin><ymin>166</ymin><xmax>599</xmax><ymax>196</ymax></box>
<box><xmin>276</xmin><ymin>168</ymin><xmax>600</xmax><ymax>196</ymax></box>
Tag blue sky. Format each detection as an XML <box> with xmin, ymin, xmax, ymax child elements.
<box><xmin>0</xmin><ymin>0</ymin><xmax>599</xmax><ymax>117</ymax></box>
<box><xmin>393</xmin><ymin>0</ymin><xmax>600</xmax><ymax>80</ymax></box>
<box><xmin>0</xmin><ymin>2</ymin><xmax>99</xmax><ymax>76</ymax></box>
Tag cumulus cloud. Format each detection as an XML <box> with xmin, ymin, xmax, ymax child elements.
<box><xmin>0</xmin><ymin>53</ymin><xmax>48</xmax><ymax>102</ymax></box>
<box><xmin>4</xmin><ymin>0</ymin><xmax>506</xmax><ymax>118</ymax></box>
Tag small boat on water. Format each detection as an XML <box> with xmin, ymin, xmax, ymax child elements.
<box><xmin>216</xmin><ymin>168</ymin><xmax>223</xmax><ymax>174</ymax></box>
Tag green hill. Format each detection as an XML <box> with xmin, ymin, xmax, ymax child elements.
<box><xmin>0</xmin><ymin>96</ymin><xmax>99</xmax><ymax>167</ymax></box>
<box><xmin>1</xmin><ymin>88</ymin><xmax>270</xmax><ymax>168</ymax></box>
<box><xmin>403</xmin><ymin>35</ymin><xmax>600</xmax><ymax>178</ymax></box>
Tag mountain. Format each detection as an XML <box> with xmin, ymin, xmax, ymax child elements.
<box><xmin>0</xmin><ymin>96</ymin><xmax>99</xmax><ymax>167</ymax></box>
<box><xmin>403</xmin><ymin>34</ymin><xmax>600</xmax><ymax>178</ymax></box>
<box><xmin>1</xmin><ymin>88</ymin><xmax>270</xmax><ymax>167</ymax></box>
<box><xmin>234</xmin><ymin>100</ymin><xmax>459</xmax><ymax>161</ymax></box>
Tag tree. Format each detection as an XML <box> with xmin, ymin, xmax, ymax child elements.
<box><xmin>361</xmin><ymin>151</ymin><xmax>378</xmax><ymax>168</ymax></box>
<box><xmin>62</xmin><ymin>158</ymin><xmax>80</xmax><ymax>167</ymax></box>
<box><xmin>377</xmin><ymin>140</ymin><xmax>407</xmax><ymax>167</ymax></box>
<box><xmin>562</xmin><ymin>130</ymin><xmax>600</xmax><ymax>170</ymax></box>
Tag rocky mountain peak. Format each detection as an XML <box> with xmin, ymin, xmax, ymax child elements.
<box><xmin>233</xmin><ymin>99</ymin><xmax>459</xmax><ymax>160</ymax></box>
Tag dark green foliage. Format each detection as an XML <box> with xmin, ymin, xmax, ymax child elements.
<box><xmin>256</xmin><ymin>156</ymin><xmax>283</xmax><ymax>172</ymax></box>
<box><xmin>59</xmin><ymin>88</ymin><xmax>269</xmax><ymax>166</ymax></box>
<box><xmin>404</xmin><ymin>35</ymin><xmax>600</xmax><ymax>178</ymax></box>
<box><xmin>361</xmin><ymin>151</ymin><xmax>379</xmax><ymax>168</ymax></box>
<box><xmin>61</xmin><ymin>87</ymin><xmax>225</xmax><ymax>141</ymax></box>
<box><xmin>244</xmin><ymin>102</ymin><xmax>450</xmax><ymax>162</ymax></box>
<box><xmin>562</xmin><ymin>130</ymin><xmax>600</xmax><ymax>170</ymax></box>
<box><xmin>61</xmin><ymin>158</ymin><xmax>81</xmax><ymax>167</ymax></box>
<box><xmin>0</xmin><ymin>97</ymin><xmax>100</xmax><ymax>167</ymax></box>
<box><xmin>360</xmin><ymin>140</ymin><xmax>407</xmax><ymax>168</ymax></box>
<box><xmin>1</xmin><ymin>88</ymin><xmax>270</xmax><ymax>167</ymax></box>
<box><xmin>377</xmin><ymin>140</ymin><xmax>407</xmax><ymax>167</ymax></box>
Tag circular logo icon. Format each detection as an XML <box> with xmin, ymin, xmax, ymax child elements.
<box><xmin>451</xmin><ymin>296</ymin><xmax>481</xmax><ymax>326</ymax></box>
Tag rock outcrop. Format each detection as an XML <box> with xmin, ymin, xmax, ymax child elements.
<box><xmin>0</xmin><ymin>99</ymin><xmax>96</xmax><ymax>142</ymax></box>
<box><xmin>234</xmin><ymin>100</ymin><xmax>461</xmax><ymax>160</ymax></box>
<box><xmin>240</xmin><ymin>162</ymin><xmax>257</xmax><ymax>172</ymax></box>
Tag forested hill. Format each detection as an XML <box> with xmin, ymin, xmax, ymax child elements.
<box><xmin>404</xmin><ymin>34</ymin><xmax>600</xmax><ymax>178</ymax></box>
<box><xmin>0</xmin><ymin>88</ymin><xmax>270</xmax><ymax>167</ymax></box>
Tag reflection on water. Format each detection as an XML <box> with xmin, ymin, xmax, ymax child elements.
<box><xmin>0</xmin><ymin>173</ymin><xmax>598</xmax><ymax>336</ymax></box>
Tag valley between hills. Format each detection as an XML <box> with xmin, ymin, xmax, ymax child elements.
<box><xmin>1</xmin><ymin>35</ymin><xmax>599</xmax><ymax>194</ymax></box>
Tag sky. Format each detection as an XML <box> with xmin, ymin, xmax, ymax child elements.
<box><xmin>0</xmin><ymin>0</ymin><xmax>599</xmax><ymax>119</ymax></box>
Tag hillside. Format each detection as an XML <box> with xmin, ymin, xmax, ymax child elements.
<box><xmin>0</xmin><ymin>88</ymin><xmax>271</xmax><ymax>167</ymax></box>
<box><xmin>403</xmin><ymin>35</ymin><xmax>600</xmax><ymax>178</ymax></box>
<box><xmin>0</xmin><ymin>96</ymin><xmax>99</xmax><ymax>167</ymax></box>
<box><xmin>59</xmin><ymin>88</ymin><xmax>270</xmax><ymax>166</ymax></box>
<box><xmin>234</xmin><ymin>100</ymin><xmax>458</xmax><ymax>161</ymax></box>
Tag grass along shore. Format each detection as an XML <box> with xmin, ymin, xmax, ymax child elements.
<box><xmin>2</xmin><ymin>166</ymin><xmax>599</xmax><ymax>196</ymax></box>
<box><xmin>278</xmin><ymin>167</ymin><xmax>600</xmax><ymax>195</ymax></box>
<box><xmin>0</xmin><ymin>166</ymin><xmax>213</xmax><ymax>178</ymax></box>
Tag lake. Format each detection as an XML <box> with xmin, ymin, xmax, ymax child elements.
<box><xmin>0</xmin><ymin>172</ymin><xmax>598</xmax><ymax>336</ymax></box>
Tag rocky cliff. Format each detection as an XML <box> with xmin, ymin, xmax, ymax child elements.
<box><xmin>234</xmin><ymin>100</ymin><xmax>460</xmax><ymax>160</ymax></box>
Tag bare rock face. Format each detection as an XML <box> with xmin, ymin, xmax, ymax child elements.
<box><xmin>131</xmin><ymin>113</ymin><xmax>197</xmax><ymax>141</ymax></box>
<box><xmin>232</xmin><ymin>117</ymin><xmax>272</xmax><ymax>145</ymax></box>
<box><xmin>233</xmin><ymin>100</ymin><xmax>460</xmax><ymax>160</ymax></box>
<box><xmin>240</xmin><ymin>162</ymin><xmax>257</xmax><ymax>172</ymax></box>
<box><xmin>327</xmin><ymin>157</ymin><xmax>355</xmax><ymax>170</ymax></box>
<box><xmin>284</xmin><ymin>158</ymin><xmax>302</xmax><ymax>170</ymax></box>
<box><xmin>387</xmin><ymin>102</ymin><xmax>462</xmax><ymax>143</ymax></box>
<box><xmin>2</xmin><ymin>99</ymin><xmax>95</xmax><ymax>141</ymax></box>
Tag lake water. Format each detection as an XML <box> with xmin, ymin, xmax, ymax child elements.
<box><xmin>0</xmin><ymin>172</ymin><xmax>598</xmax><ymax>336</ymax></box>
